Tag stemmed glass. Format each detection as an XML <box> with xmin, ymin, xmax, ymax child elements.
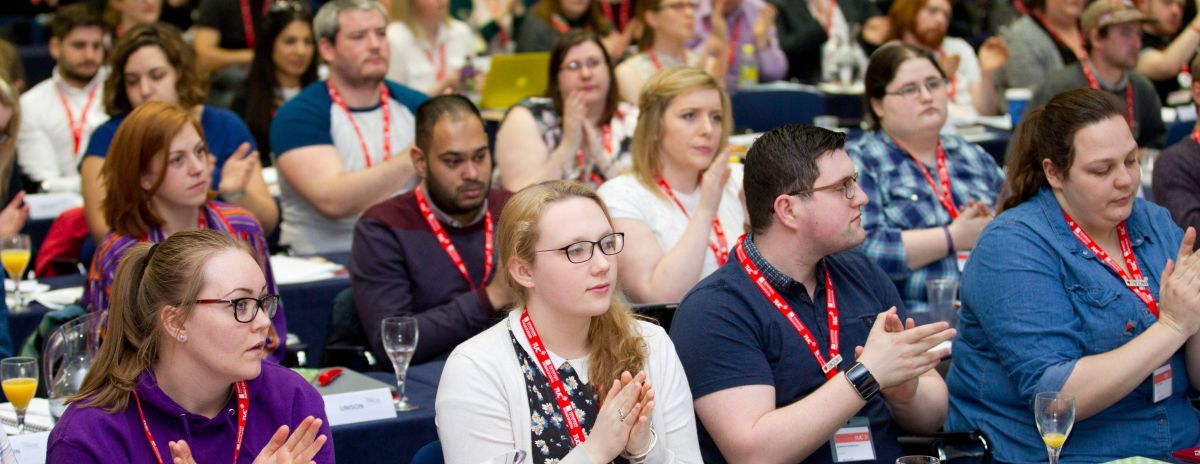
<box><xmin>1</xmin><ymin>357</ymin><xmax>38</xmax><ymax>434</ymax></box>
<box><xmin>1034</xmin><ymin>392</ymin><xmax>1076</xmax><ymax>464</ymax></box>
<box><xmin>382</xmin><ymin>316</ymin><xmax>419</xmax><ymax>411</ymax></box>
<box><xmin>1</xmin><ymin>235</ymin><xmax>31</xmax><ymax>312</ymax></box>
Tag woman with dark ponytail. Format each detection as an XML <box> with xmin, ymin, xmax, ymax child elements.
<box><xmin>945</xmin><ymin>88</ymin><xmax>1200</xmax><ymax>462</ymax></box>
<box><xmin>49</xmin><ymin>230</ymin><xmax>332</xmax><ymax>463</ymax></box>
<box><xmin>436</xmin><ymin>180</ymin><xmax>701</xmax><ymax>463</ymax></box>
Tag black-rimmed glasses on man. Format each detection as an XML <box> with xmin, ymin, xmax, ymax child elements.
<box><xmin>536</xmin><ymin>232</ymin><xmax>625</xmax><ymax>264</ymax></box>
<box><xmin>788</xmin><ymin>173</ymin><xmax>858</xmax><ymax>200</ymax></box>
<box><xmin>195</xmin><ymin>295</ymin><xmax>280</xmax><ymax>323</ymax></box>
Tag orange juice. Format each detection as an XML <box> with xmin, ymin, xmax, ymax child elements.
<box><xmin>2</xmin><ymin>378</ymin><xmax>36</xmax><ymax>410</ymax></box>
<box><xmin>1042</xmin><ymin>432</ymin><xmax>1067</xmax><ymax>448</ymax></box>
<box><xmin>1</xmin><ymin>250</ymin><xmax>29</xmax><ymax>281</ymax></box>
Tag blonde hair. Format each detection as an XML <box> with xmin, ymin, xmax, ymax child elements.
<box><xmin>70</xmin><ymin>230</ymin><xmax>255</xmax><ymax>413</ymax></box>
<box><xmin>0</xmin><ymin>77</ymin><xmax>17</xmax><ymax>201</ymax></box>
<box><xmin>630</xmin><ymin>67</ymin><xmax>732</xmax><ymax>200</ymax></box>
<box><xmin>497</xmin><ymin>180</ymin><xmax>647</xmax><ymax>396</ymax></box>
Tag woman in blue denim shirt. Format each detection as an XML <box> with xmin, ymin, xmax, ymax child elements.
<box><xmin>945</xmin><ymin>88</ymin><xmax>1200</xmax><ymax>463</ymax></box>
<box><xmin>849</xmin><ymin>43</ymin><xmax>1003</xmax><ymax>314</ymax></box>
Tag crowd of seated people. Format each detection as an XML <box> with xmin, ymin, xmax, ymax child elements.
<box><xmin>2</xmin><ymin>0</ymin><xmax>1200</xmax><ymax>462</ymax></box>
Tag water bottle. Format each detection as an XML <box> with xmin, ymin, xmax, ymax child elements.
<box><xmin>737</xmin><ymin>43</ymin><xmax>759</xmax><ymax>89</ymax></box>
<box><xmin>460</xmin><ymin>55</ymin><xmax>478</xmax><ymax>93</ymax></box>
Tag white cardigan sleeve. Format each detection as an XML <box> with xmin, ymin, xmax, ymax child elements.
<box><xmin>641</xmin><ymin>322</ymin><xmax>703</xmax><ymax>464</ymax></box>
<box><xmin>436</xmin><ymin>348</ymin><xmax>521</xmax><ymax>464</ymax></box>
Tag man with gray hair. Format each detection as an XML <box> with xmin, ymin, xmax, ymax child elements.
<box><xmin>271</xmin><ymin>0</ymin><xmax>427</xmax><ymax>255</ymax></box>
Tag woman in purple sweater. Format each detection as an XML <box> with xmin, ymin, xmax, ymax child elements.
<box><xmin>48</xmin><ymin>229</ymin><xmax>332</xmax><ymax>463</ymax></box>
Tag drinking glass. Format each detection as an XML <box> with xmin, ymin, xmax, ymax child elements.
<box><xmin>382</xmin><ymin>316</ymin><xmax>419</xmax><ymax>411</ymax></box>
<box><xmin>1034</xmin><ymin>392</ymin><xmax>1076</xmax><ymax>464</ymax></box>
<box><xmin>896</xmin><ymin>457</ymin><xmax>939</xmax><ymax>464</ymax></box>
<box><xmin>1</xmin><ymin>235</ymin><xmax>31</xmax><ymax>312</ymax></box>
<box><xmin>1</xmin><ymin>357</ymin><xmax>38</xmax><ymax>434</ymax></box>
<box><xmin>926</xmin><ymin>278</ymin><xmax>959</xmax><ymax>326</ymax></box>
<box><xmin>479</xmin><ymin>450</ymin><xmax>526</xmax><ymax>464</ymax></box>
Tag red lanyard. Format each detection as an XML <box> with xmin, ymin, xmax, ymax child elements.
<box><xmin>726</xmin><ymin>16</ymin><xmax>744</xmax><ymax>69</ymax></box>
<box><xmin>601</xmin><ymin>0</ymin><xmax>631</xmax><ymax>30</ymax></box>
<box><xmin>575</xmin><ymin>123</ymin><xmax>613</xmax><ymax>185</ymax></box>
<box><xmin>422</xmin><ymin>42</ymin><xmax>447</xmax><ymax>82</ymax></box>
<box><xmin>648</xmin><ymin>49</ymin><xmax>663</xmax><ymax>71</ymax></box>
<box><xmin>1191</xmin><ymin>128</ymin><xmax>1200</xmax><ymax>145</ymax></box>
<box><xmin>551</xmin><ymin>14</ymin><xmax>571</xmax><ymax>33</ymax></box>
<box><xmin>735</xmin><ymin>237</ymin><xmax>842</xmax><ymax>380</ymax></box>
<box><xmin>518</xmin><ymin>311</ymin><xmax>587</xmax><ymax>445</ymax></box>
<box><xmin>1031</xmin><ymin>9</ymin><xmax>1086</xmax><ymax>60</ymax></box>
<box><xmin>485</xmin><ymin>0</ymin><xmax>510</xmax><ymax>44</ymax></box>
<box><xmin>414</xmin><ymin>186</ymin><xmax>493</xmax><ymax>289</ymax></box>
<box><xmin>1082</xmin><ymin>61</ymin><xmax>1135</xmax><ymax>130</ymax></box>
<box><xmin>891</xmin><ymin>136</ymin><xmax>958</xmax><ymax>219</ymax></box>
<box><xmin>656</xmin><ymin>177</ymin><xmax>729</xmax><ymax>265</ymax></box>
<box><xmin>240</xmin><ymin>0</ymin><xmax>270</xmax><ymax>49</ymax></box>
<box><xmin>57</xmin><ymin>83</ymin><xmax>99</xmax><ymax>155</ymax></box>
<box><xmin>327</xmin><ymin>81</ymin><xmax>393</xmax><ymax>168</ymax></box>
<box><xmin>1061</xmin><ymin>210</ymin><xmax>1158</xmax><ymax>318</ymax></box>
<box><xmin>134</xmin><ymin>380</ymin><xmax>249</xmax><ymax>464</ymax></box>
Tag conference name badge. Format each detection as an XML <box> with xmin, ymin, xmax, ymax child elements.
<box><xmin>1153</xmin><ymin>364</ymin><xmax>1172</xmax><ymax>403</ymax></box>
<box><xmin>830</xmin><ymin>417</ymin><xmax>875</xmax><ymax>463</ymax></box>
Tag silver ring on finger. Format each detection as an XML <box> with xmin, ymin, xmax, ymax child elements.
<box><xmin>617</xmin><ymin>408</ymin><xmax>626</xmax><ymax>422</ymax></box>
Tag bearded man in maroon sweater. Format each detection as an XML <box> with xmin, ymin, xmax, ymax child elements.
<box><xmin>350</xmin><ymin>95</ymin><xmax>514</xmax><ymax>365</ymax></box>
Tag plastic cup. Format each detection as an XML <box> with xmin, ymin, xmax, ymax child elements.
<box><xmin>1005</xmin><ymin>88</ymin><xmax>1033</xmax><ymax>130</ymax></box>
<box><xmin>927</xmin><ymin>278</ymin><xmax>959</xmax><ymax>327</ymax></box>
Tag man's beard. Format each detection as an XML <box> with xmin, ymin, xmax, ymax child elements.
<box><xmin>60</xmin><ymin>61</ymin><xmax>99</xmax><ymax>85</ymax></box>
<box><xmin>427</xmin><ymin>176</ymin><xmax>488</xmax><ymax>218</ymax></box>
<box><xmin>915</xmin><ymin>27</ymin><xmax>947</xmax><ymax>49</ymax></box>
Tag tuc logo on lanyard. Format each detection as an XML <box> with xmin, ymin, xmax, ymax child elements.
<box><xmin>1061</xmin><ymin>209</ymin><xmax>1158</xmax><ymax>317</ymax></box>
<box><xmin>518</xmin><ymin>311</ymin><xmax>587</xmax><ymax>445</ymax></box>
<box><xmin>735</xmin><ymin>236</ymin><xmax>842</xmax><ymax>379</ymax></box>
<box><xmin>656</xmin><ymin>177</ymin><xmax>730</xmax><ymax>266</ymax></box>
<box><xmin>890</xmin><ymin>136</ymin><xmax>958</xmax><ymax>219</ymax></box>
<box><xmin>414</xmin><ymin>186</ymin><xmax>494</xmax><ymax>289</ymax></box>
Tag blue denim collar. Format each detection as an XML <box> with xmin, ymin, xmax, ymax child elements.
<box><xmin>1033</xmin><ymin>187</ymin><xmax>1152</xmax><ymax>260</ymax></box>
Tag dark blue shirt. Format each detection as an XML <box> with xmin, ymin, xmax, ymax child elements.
<box><xmin>670</xmin><ymin>235</ymin><xmax>908</xmax><ymax>464</ymax></box>
<box><xmin>83</xmin><ymin>105</ymin><xmax>255</xmax><ymax>190</ymax></box>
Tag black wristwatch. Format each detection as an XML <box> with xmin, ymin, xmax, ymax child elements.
<box><xmin>844</xmin><ymin>362</ymin><xmax>880</xmax><ymax>401</ymax></box>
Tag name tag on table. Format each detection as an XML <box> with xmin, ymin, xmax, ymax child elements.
<box><xmin>322</xmin><ymin>387</ymin><xmax>396</xmax><ymax>426</ymax></box>
<box><xmin>1153</xmin><ymin>364</ymin><xmax>1172</xmax><ymax>403</ymax></box>
<box><xmin>830</xmin><ymin>417</ymin><xmax>875</xmax><ymax>463</ymax></box>
<box><xmin>10</xmin><ymin>432</ymin><xmax>47</xmax><ymax>464</ymax></box>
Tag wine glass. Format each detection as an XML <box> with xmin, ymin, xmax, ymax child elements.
<box><xmin>1</xmin><ymin>357</ymin><xmax>38</xmax><ymax>434</ymax></box>
<box><xmin>0</xmin><ymin>235</ymin><xmax>31</xmax><ymax>312</ymax></box>
<box><xmin>1034</xmin><ymin>392</ymin><xmax>1076</xmax><ymax>464</ymax></box>
<box><xmin>381</xmin><ymin>316</ymin><xmax>419</xmax><ymax>411</ymax></box>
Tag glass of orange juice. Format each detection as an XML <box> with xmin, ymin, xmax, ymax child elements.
<box><xmin>1</xmin><ymin>357</ymin><xmax>37</xmax><ymax>434</ymax></box>
<box><xmin>1</xmin><ymin>235</ymin><xmax>31</xmax><ymax>312</ymax></box>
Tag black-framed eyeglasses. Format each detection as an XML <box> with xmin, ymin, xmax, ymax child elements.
<box><xmin>195</xmin><ymin>295</ymin><xmax>280</xmax><ymax>323</ymax></box>
<box><xmin>884</xmin><ymin>78</ymin><xmax>948</xmax><ymax>99</ymax></box>
<box><xmin>536</xmin><ymin>232</ymin><xmax>624</xmax><ymax>264</ymax></box>
<box><xmin>788</xmin><ymin>173</ymin><xmax>858</xmax><ymax>200</ymax></box>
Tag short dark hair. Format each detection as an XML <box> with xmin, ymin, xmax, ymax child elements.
<box><xmin>50</xmin><ymin>3</ymin><xmax>105</xmax><ymax>40</ymax></box>
<box><xmin>743</xmin><ymin>124</ymin><xmax>847</xmax><ymax>235</ymax></box>
<box><xmin>104</xmin><ymin>23</ymin><xmax>207</xmax><ymax>115</ymax></box>
<box><xmin>415</xmin><ymin>94</ymin><xmax>483</xmax><ymax>152</ymax></box>
<box><xmin>546</xmin><ymin>30</ymin><xmax>619</xmax><ymax>125</ymax></box>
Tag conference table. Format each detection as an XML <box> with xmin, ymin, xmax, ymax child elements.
<box><xmin>333</xmin><ymin>364</ymin><xmax>443</xmax><ymax>464</ymax></box>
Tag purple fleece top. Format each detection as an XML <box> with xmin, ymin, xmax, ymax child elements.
<box><xmin>47</xmin><ymin>362</ymin><xmax>334</xmax><ymax>463</ymax></box>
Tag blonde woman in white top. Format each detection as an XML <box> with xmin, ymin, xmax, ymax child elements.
<box><xmin>436</xmin><ymin>180</ymin><xmax>702</xmax><ymax>464</ymax></box>
<box><xmin>386</xmin><ymin>0</ymin><xmax>478</xmax><ymax>96</ymax></box>
<box><xmin>598</xmin><ymin>67</ymin><xmax>743</xmax><ymax>304</ymax></box>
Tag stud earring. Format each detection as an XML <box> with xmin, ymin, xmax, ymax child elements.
<box><xmin>177</xmin><ymin>334</ymin><xmax>187</xmax><ymax>342</ymax></box>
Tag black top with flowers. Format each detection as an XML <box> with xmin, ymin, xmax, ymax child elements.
<box><xmin>509</xmin><ymin>332</ymin><xmax>629</xmax><ymax>464</ymax></box>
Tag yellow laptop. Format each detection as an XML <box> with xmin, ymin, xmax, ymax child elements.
<box><xmin>479</xmin><ymin>52</ymin><xmax>551</xmax><ymax>110</ymax></box>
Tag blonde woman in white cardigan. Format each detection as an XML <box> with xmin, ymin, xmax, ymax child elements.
<box><xmin>436</xmin><ymin>180</ymin><xmax>701</xmax><ymax>464</ymax></box>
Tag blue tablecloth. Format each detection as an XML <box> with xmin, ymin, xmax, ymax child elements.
<box><xmin>329</xmin><ymin>363</ymin><xmax>442</xmax><ymax>464</ymax></box>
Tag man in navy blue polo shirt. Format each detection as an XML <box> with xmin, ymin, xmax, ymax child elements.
<box><xmin>670</xmin><ymin>124</ymin><xmax>956</xmax><ymax>464</ymax></box>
